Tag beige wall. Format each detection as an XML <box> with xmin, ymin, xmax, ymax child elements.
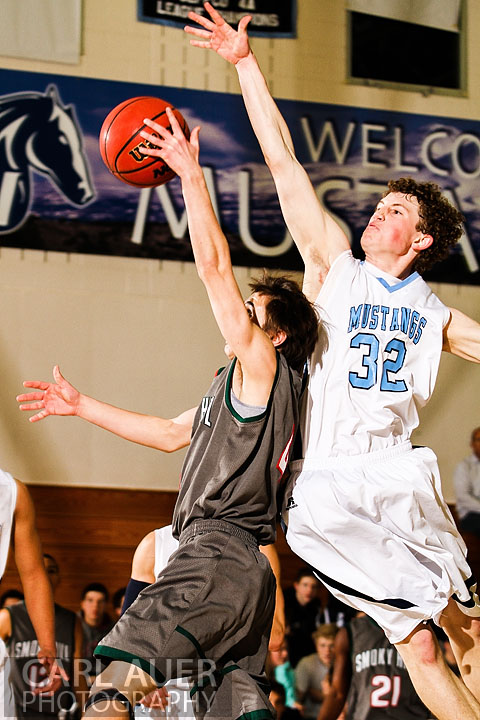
<box><xmin>2</xmin><ymin>1</ymin><xmax>479</xmax><ymax>117</ymax></box>
<box><xmin>0</xmin><ymin>0</ymin><xmax>479</xmax><ymax>499</ymax></box>
<box><xmin>0</xmin><ymin>250</ymin><xmax>260</xmax><ymax>492</ymax></box>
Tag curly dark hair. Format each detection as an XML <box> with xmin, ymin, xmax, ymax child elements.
<box><xmin>384</xmin><ymin>178</ymin><xmax>464</xmax><ymax>274</ymax></box>
<box><xmin>248</xmin><ymin>273</ymin><xmax>318</xmax><ymax>373</ymax></box>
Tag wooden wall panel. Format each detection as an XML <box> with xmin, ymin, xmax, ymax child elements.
<box><xmin>2</xmin><ymin>486</ymin><xmax>177</xmax><ymax>613</ymax></box>
<box><xmin>4</xmin><ymin>486</ymin><xmax>477</xmax><ymax>622</ymax></box>
<box><xmin>1</xmin><ymin>485</ymin><xmax>305</xmax><ymax>615</ymax></box>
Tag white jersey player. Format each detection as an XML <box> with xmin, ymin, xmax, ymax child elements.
<box><xmin>132</xmin><ymin>526</ymin><xmax>193</xmax><ymax>720</ymax></box>
<box><xmin>285</xmin><ymin>250</ymin><xmax>474</xmax><ymax>640</ymax></box>
<box><xmin>0</xmin><ymin>471</ymin><xmax>59</xmax><ymax>719</ymax></box>
<box><xmin>0</xmin><ymin>472</ymin><xmax>17</xmax><ymax>720</ymax></box>
<box><xmin>184</xmin><ymin>5</ymin><xmax>480</xmax><ymax>720</ymax></box>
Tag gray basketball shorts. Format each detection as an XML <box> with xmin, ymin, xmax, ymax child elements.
<box><xmin>95</xmin><ymin>519</ymin><xmax>276</xmax><ymax>720</ymax></box>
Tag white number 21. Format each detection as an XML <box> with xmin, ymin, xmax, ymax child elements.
<box><xmin>371</xmin><ymin>674</ymin><xmax>401</xmax><ymax>707</ymax></box>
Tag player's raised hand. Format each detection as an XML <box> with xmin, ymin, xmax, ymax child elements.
<box><xmin>140</xmin><ymin>108</ymin><xmax>201</xmax><ymax>179</ymax></box>
<box><xmin>185</xmin><ymin>2</ymin><xmax>251</xmax><ymax>65</ymax></box>
<box><xmin>17</xmin><ymin>365</ymin><xmax>81</xmax><ymax>422</ymax></box>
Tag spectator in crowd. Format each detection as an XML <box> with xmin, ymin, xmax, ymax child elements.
<box><xmin>77</xmin><ymin>582</ymin><xmax>113</xmax><ymax>681</ymax></box>
<box><xmin>295</xmin><ymin>624</ymin><xmax>338</xmax><ymax>720</ymax></box>
<box><xmin>317</xmin><ymin>586</ymin><xmax>356</xmax><ymax>628</ymax></box>
<box><xmin>269</xmin><ymin>680</ymin><xmax>302</xmax><ymax>720</ymax></box>
<box><xmin>284</xmin><ymin>569</ymin><xmax>351</xmax><ymax>668</ymax></box>
<box><xmin>267</xmin><ymin>640</ymin><xmax>297</xmax><ymax>709</ymax></box>
<box><xmin>0</xmin><ymin>589</ymin><xmax>23</xmax><ymax>608</ymax></box>
<box><xmin>4</xmin><ymin>553</ymin><xmax>86</xmax><ymax>719</ymax></box>
<box><xmin>454</xmin><ymin>426</ymin><xmax>480</xmax><ymax>537</ymax></box>
<box><xmin>284</xmin><ymin>568</ymin><xmax>321</xmax><ymax>667</ymax></box>
<box><xmin>112</xmin><ymin>588</ymin><xmax>126</xmax><ymax>620</ymax></box>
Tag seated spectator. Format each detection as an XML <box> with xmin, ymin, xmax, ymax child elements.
<box><xmin>112</xmin><ymin>587</ymin><xmax>126</xmax><ymax>620</ymax></box>
<box><xmin>269</xmin><ymin>680</ymin><xmax>303</xmax><ymax>720</ymax></box>
<box><xmin>284</xmin><ymin>568</ymin><xmax>352</xmax><ymax>668</ymax></box>
<box><xmin>0</xmin><ymin>589</ymin><xmax>23</xmax><ymax>608</ymax></box>
<box><xmin>77</xmin><ymin>582</ymin><xmax>113</xmax><ymax>681</ymax></box>
<box><xmin>295</xmin><ymin>624</ymin><xmax>338</xmax><ymax>720</ymax></box>
<box><xmin>284</xmin><ymin>568</ymin><xmax>321</xmax><ymax>667</ymax></box>
<box><xmin>317</xmin><ymin>584</ymin><xmax>356</xmax><ymax>629</ymax></box>
<box><xmin>267</xmin><ymin>640</ymin><xmax>297</xmax><ymax>708</ymax></box>
<box><xmin>454</xmin><ymin>426</ymin><xmax>480</xmax><ymax>537</ymax></box>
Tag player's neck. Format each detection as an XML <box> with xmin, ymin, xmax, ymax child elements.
<box><xmin>364</xmin><ymin>252</ymin><xmax>415</xmax><ymax>281</ymax></box>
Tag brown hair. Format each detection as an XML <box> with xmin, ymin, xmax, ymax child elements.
<box><xmin>385</xmin><ymin>178</ymin><xmax>464</xmax><ymax>274</ymax></box>
<box><xmin>312</xmin><ymin>623</ymin><xmax>338</xmax><ymax>642</ymax></box>
<box><xmin>249</xmin><ymin>273</ymin><xmax>318</xmax><ymax>373</ymax></box>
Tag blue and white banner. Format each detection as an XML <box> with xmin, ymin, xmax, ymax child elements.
<box><xmin>0</xmin><ymin>67</ymin><xmax>479</xmax><ymax>284</ymax></box>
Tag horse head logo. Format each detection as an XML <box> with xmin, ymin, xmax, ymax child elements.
<box><xmin>0</xmin><ymin>84</ymin><xmax>95</xmax><ymax>233</ymax></box>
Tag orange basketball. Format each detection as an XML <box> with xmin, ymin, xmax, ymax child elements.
<box><xmin>99</xmin><ymin>96</ymin><xmax>189</xmax><ymax>187</ymax></box>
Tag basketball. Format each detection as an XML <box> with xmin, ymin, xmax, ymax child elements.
<box><xmin>99</xmin><ymin>96</ymin><xmax>189</xmax><ymax>188</ymax></box>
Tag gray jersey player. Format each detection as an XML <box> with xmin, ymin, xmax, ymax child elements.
<box><xmin>318</xmin><ymin>613</ymin><xmax>431</xmax><ymax>720</ymax></box>
<box><xmin>17</xmin><ymin>111</ymin><xmax>318</xmax><ymax>720</ymax></box>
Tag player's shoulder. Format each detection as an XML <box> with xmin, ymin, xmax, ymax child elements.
<box><xmin>5</xmin><ymin>599</ymin><xmax>26</xmax><ymax>620</ymax></box>
<box><xmin>0</xmin><ymin>470</ymin><xmax>16</xmax><ymax>494</ymax></box>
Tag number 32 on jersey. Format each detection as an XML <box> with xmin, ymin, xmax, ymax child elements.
<box><xmin>349</xmin><ymin>333</ymin><xmax>407</xmax><ymax>392</ymax></box>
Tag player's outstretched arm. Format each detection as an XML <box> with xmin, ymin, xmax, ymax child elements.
<box><xmin>140</xmin><ymin>110</ymin><xmax>278</xmax><ymax>406</ymax></box>
<box><xmin>13</xmin><ymin>480</ymin><xmax>65</xmax><ymax>693</ymax></box>
<box><xmin>17</xmin><ymin>365</ymin><xmax>195</xmax><ymax>452</ymax></box>
<box><xmin>185</xmin><ymin>3</ymin><xmax>349</xmax><ymax>300</ymax></box>
<box><xmin>443</xmin><ymin>307</ymin><xmax>480</xmax><ymax>363</ymax></box>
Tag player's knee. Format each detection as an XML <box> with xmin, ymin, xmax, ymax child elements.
<box><xmin>89</xmin><ymin>661</ymin><xmax>156</xmax><ymax>707</ymax></box>
<box><xmin>471</xmin><ymin>618</ymin><xmax>480</xmax><ymax>640</ymax></box>
<box><xmin>397</xmin><ymin>625</ymin><xmax>441</xmax><ymax>667</ymax></box>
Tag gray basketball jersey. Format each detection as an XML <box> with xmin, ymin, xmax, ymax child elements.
<box><xmin>8</xmin><ymin>602</ymin><xmax>76</xmax><ymax>717</ymax></box>
<box><xmin>173</xmin><ymin>353</ymin><xmax>301</xmax><ymax>545</ymax></box>
<box><xmin>346</xmin><ymin>616</ymin><xmax>430</xmax><ymax>719</ymax></box>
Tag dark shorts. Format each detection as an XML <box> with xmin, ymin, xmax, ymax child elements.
<box><xmin>95</xmin><ymin>519</ymin><xmax>276</xmax><ymax>720</ymax></box>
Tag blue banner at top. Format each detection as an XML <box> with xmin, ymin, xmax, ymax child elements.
<box><xmin>0</xmin><ymin>67</ymin><xmax>479</xmax><ymax>285</ymax></box>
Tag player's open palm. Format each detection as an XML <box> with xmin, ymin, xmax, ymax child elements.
<box><xmin>185</xmin><ymin>2</ymin><xmax>251</xmax><ymax>66</ymax></box>
<box><xmin>17</xmin><ymin>365</ymin><xmax>81</xmax><ymax>421</ymax></box>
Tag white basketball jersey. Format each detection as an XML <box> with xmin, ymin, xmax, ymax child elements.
<box><xmin>153</xmin><ymin>525</ymin><xmax>178</xmax><ymax>580</ymax></box>
<box><xmin>0</xmin><ymin>639</ymin><xmax>15</xmax><ymax>719</ymax></box>
<box><xmin>136</xmin><ymin>526</ymin><xmax>190</xmax><ymax>720</ymax></box>
<box><xmin>0</xmin><ymin>471</ymin><xmax>16</xmax><ymax>579</ymax></box>
<box><xmin>301</xmin><ymin>251</ymin><xmax>450</xmax><ymax>459</ymax></box>
<box><xmin>0</xmin><ymin>470</ymin><xmax>16</xmax><ymax>719</ymax></box>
